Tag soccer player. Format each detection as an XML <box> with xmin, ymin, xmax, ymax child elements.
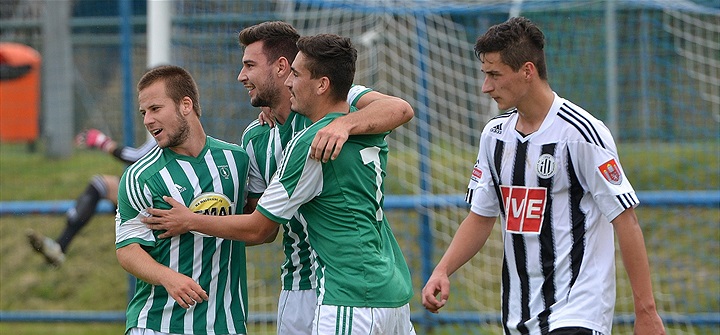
<box><xmin>420</xmin><ymin>17</ymin><xmax>666</xmax><ymax>335</ymax></box>
<box><xmin>235</xmin><ymin>21</ymin><xmax>413</xmax><ymax>334</ymax></box>
<box><xmin>115</xmin><ymin>65</ymin><xmax>251</xmax><ymax>335</ymax></box>
<box><xmin>26</xmin><ymin>129</ymin><xmax>156</xmax><ymax>266</ymax></box>
<box><xmin>143</xmin><ymin>34</ymin><xmax>415</xmax><ymax>334</ymax></box>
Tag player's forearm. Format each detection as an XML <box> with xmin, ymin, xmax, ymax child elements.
<box><xmin>189</xmin><ymin>211</ymin><xmax>277</xmax><ymax>244</ymax></box>
<box><xmin>613</xmin><ymin>210</ymin><xmax>659</xmax><ymax>312</ymax></box>
<box><xmin>117</xmin><ymin>243</ymin><xmax>176</xmax><ymax>286</ymax></box>
<box><xmin>342</xmin><ymin>96</ymin><xmax>414</xmax><ymax>135</ymax></box>
<box><xmin>435</xmin><ymin>212</ymin><xmax>494</xmax><ymax>277</ymax></box>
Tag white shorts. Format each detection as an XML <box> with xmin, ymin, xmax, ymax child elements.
<box><xmin>127</xmin><ymin>328</ymin><xmax>245</xmax><ymax>335</ymax></box>
<box><xmin>277</xmin><ymin>289</ymin><xmax>317</xmax><ymax>335</ymax></box>
<box><xmin>312</xmin><ymin>303</ymin><xmax>416</xmax><ymax>335</ymax></box>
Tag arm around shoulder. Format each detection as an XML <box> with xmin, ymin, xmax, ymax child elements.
<box><xmin>345</xmin><ymin>90</ymin><xmax>414</xmax><ymax>134</ymax></box>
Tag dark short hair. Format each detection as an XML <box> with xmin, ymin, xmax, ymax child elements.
<box><xmin>474</xmin><ymin>16</ymin><xmax>548</xmax><ymax>80</ymax></box>
<box><xmin>238</xmin><ymin>21</ymin><xmax>300</xmax><ymax>65</ymax></box>
<box><xmin>138</xmin><ymin>65</ymin><xmax>202</xmax><ymax>116</ymax></box>
<box><xmin>296</xmin><ymin>34</ymin><xmax>357</xmax><ymax>102</ymax></box>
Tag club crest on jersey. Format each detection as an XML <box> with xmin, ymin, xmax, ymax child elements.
<box><xmin>218</xmin><ymin>165</ymin><xmax>231</xmax><ymax>179</ymax></box>
<box><xmin>501</xmin><ymin>186</ymin><xmax>547</xmax><ymax>234</ymax></box>
<box><xmin>598</xmin><ymin>158</ymin><xmax>622</xmax><ymax>185</ymax></box>
<box><xmin>535</xmin><ymin>154</ymin><xmax>556</xmax><ymax>179</ymax></box>
<box><xmin>187</xmin><ymin>192</ymin><xmax>233</xmax><ymax>237</ymax></box>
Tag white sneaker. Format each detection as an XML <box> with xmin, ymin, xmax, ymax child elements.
<box><xmin>26</xmin><ymin>230</ymin><xmax>65</xmax><ymax>267</ymax></box>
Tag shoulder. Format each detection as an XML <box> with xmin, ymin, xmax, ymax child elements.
<box><xmin>241</xmin><ymin>120</ymin><xmax>272</xmax><ymax>144</ymax></box>
<box><xmin>482</xmin><ymin>109</ymin><xmax>516</xmax><ymax>135</ymax></box>
<box><xmin>555</xmin><ymin>98</ymin><xmax>614</xmax><ymax>148</ymax></box>
<box><xmin>121</xmin><ymin>146</ymin><xmax>164</xmax><ymax>185</ymax></box>
<box><xmin>347</xmin><ymin>84</ymin><xmax>372</xmax><ymax>106</ymax></box>
<box><xmin>206</xmin><ymin>136</ymin><xmax>244</xmax><ymax>152</ymax></box>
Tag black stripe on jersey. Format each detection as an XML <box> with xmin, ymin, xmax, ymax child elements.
<box><xmin>501</xmin><ymin>257</ymin><xmax>511</xmax><ymax>335</ymax></box>
<box><xmin>511</xmin><ymin>139</ymin><xmax>531</xmax><ymax>335</ymax></box>
<box><xmin>616</xmin><ymin>193</ymin><xmax>639</xmax><ymax>210</ymax></box>
<box><xmin>566</xmin><ymin>149</ymin><xmax>587</xmax><ymax>293</ymax></box>
<box><xmin>495</xmin><ymin>139</ymin><xmax>510</xmax><ymax>335</ymax></box>
<box><xmin>492</xmin><ymin>139</ymin><xmax>506</xmax><ymax>217</ymax></box>
<box><xmin>558</xmin><ymin>104</ymin><xmax>606</xmax><ymax>149</ymax></box>
<box><xmin>537</xmin><ymin>143</ymin><xmax>558</xmax><ymax>335</ymax></box>
<box><xmin>488</xmin><ymin>109</ymin><xmax>516</xmax><ymax>122</ymax></box>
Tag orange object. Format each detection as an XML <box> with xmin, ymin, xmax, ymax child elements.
<box><xmin>0</xmin><ymin>42</ymin><xmax>41</xmax><ymax>143</ymax></box>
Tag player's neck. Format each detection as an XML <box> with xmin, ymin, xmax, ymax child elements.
<box><xmin>169</xmin><ymin>121</ymin><xmax>207</xmax><ymax>158</ymax></box>
<box><xmin>515</xmin><ymin>85</ymin><xmax>554</xmax><ymax>134</ymax></box>
<box><xmin>308</xmin><ymin>100</ymin><xmax>349</xmax><ymax>123</ymax></box>
<box><xmin>272</xmin><ymin>98</ymin><xmax>293</xmax><ymax>125</ymax></box>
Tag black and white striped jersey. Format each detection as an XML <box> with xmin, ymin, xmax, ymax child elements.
<box><xmin>466</xmin><ymin>93</ymin><xmax>637</xmax><ymax>335</ymax></box>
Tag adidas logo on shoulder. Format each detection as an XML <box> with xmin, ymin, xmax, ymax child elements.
<box><xmin>490</xmin><ymin>123</ymin><xmax>503</xmax><ymax>135</ymax></box>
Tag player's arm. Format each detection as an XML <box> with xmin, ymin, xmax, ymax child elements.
<box><xmin>143</xmin><ymin>196</ymin><xmax>278</xmax><ymax>245</ymax></box>
<box><xmin>422</xmin><ymin>211</ymin><xmax>495</xmax><ymax>313</ymax></box>
<box><xmin>242</xmin><ymin>197</ymin><xmax>278</xmax><ymax>243</ymax></box>
<box><xmin>311</xmin><ymin>90</ymin><xmax>414</xmax><ymax>162</ymax></box>
<box><xmin>116</xmin><ymin>243</ymin><xmax>208</xmax><ymax>309</ymax></box>
<box><xmin>612</xmin><ymin>208</ymin><xmax>666</xmax><ymax>334</ymax></box>
<box><xmin>76</xmin><ymin>128</ymin><xmax>156</xmax><ymax>164</ymax></box>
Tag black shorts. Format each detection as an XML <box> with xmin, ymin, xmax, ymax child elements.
<box><xmin>549</xmin><ymin>327</ymin><xmax>603</xmax><ymax>335</ymax></box>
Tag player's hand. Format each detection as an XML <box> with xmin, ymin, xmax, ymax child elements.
<box><xmin>633</xmin><ymin>308</ymin><xmax>666</xmax><ymax>335</ymax></box>
<box><xmin>258</xmin><ymin>106</ymin><xmax>276</xmax><ymax>128</ymax></box>
<box><xmin>75</xmin><ymin>128</ymin><xmax>114</xmax><ymax>151</ymax></box>
<box><xmin>421</xmin><ymin>271</ymin><xmax>450</xmax><ymax>313</ymax></box>
<box><xmin>143</xmin><ymin>196</ymin><xmax>195</xmax><ymax>238</ymax></box>
<box><xmin>160</xmin><ymin>271</ymin><xmax>209</xmax><ymax>309</ymax></box>
<box><xmin>311</xmin><ymin>117</ymin><xmax>350</xmax><ymax>162</ymax></box>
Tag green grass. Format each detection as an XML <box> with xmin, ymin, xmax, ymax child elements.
<box><xmin>0</xmin><ymin>142</ymin><xmax>718</xmax><ymax>335</ymax></box>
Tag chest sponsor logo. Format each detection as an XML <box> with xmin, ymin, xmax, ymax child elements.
<box><xmin>598</xmin><ymin>158</ymin><xmax>622</xmax><ymax>185</ymax></box>
<box><xmin>536</xmin><ymin>153</ymin><xmax>556</xmax><ymax>179</ymax></box>
<box><xmin>188</xmin><ymin>192</ymin><xmax>233</xmax><ymax>237</ymax></box>
<box><xmin>501</xmin><ymin>186</ymin><xmax>547</xmax><ymax>234</ymax></box>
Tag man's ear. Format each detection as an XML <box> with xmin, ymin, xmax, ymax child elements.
<box><xmin>276</xmin><ymin>57</ymin><xmax>290</xmax><ymax>77</ymax></box>
<box><xmin>181</xmin><ymin>97</ymin><xmax>194</xmax><ymax>115</ymax></box>
<box><xmin>522</xmin><ymin>61</ymin><xmax>535</xmax><ymax>80</ymax></box>
<box><xmin>316</xmin><ymin>76</ymin><xmax>330</xmax><ymax>96</ymax></box>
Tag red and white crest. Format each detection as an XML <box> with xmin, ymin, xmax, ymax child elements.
<box><xmin>598</xmin><ymin>158</ymin><xmax>622</xmax><ymax>185</ymax></box>
<box><xmin>471</xmin><ymin>167</ymin><xmax>483</xmax><ymax>181</ymax></box>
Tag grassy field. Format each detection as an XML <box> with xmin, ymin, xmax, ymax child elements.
<box><xmin>0</xmin><ymin>141</ymin><xmax>718</xmax><ymax>335</ymax></box>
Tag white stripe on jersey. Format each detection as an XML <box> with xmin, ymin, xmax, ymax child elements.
<box><xmin>275</xmin><ymin>127</ymin><xmax>310</xmax><ymax>180</ymax></box>
<box><xmin>177</xmin><ymin>160</ymin><xmax>202</xmax><ymax>195</ymax></box>
<box><xmin>285</xmin><ymin>213</ymin><xmax>316</xmax><ymax>290</ymax></box>
<box><xmin>126</xmin><ymin>147</ymin><xmax>162</xmax><ymax>211</ymax></box>
<box><xmin>203</xmin><ymin>150</ymin><xmax>223</xmax><ymax>195</ymax></box>
<box><xmin>223</xmin><ymin>149</ymin><xmax>241</xmax><ymax>212</ymax></box>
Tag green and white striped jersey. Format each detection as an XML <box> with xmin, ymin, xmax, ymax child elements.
<box><xmin>115</xmin><ymin>136</ymin><xmax>250</xmax><ymax>335</ymax></box>
<box><xmin>240</xmin><ymin>85</ymin><xmax>372</xmax><ymax>291</ymax></box>
<box><xmin>256</xmin><ymin>112</ymin><xmax>413</xmax><ymax>308</ymax></box>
